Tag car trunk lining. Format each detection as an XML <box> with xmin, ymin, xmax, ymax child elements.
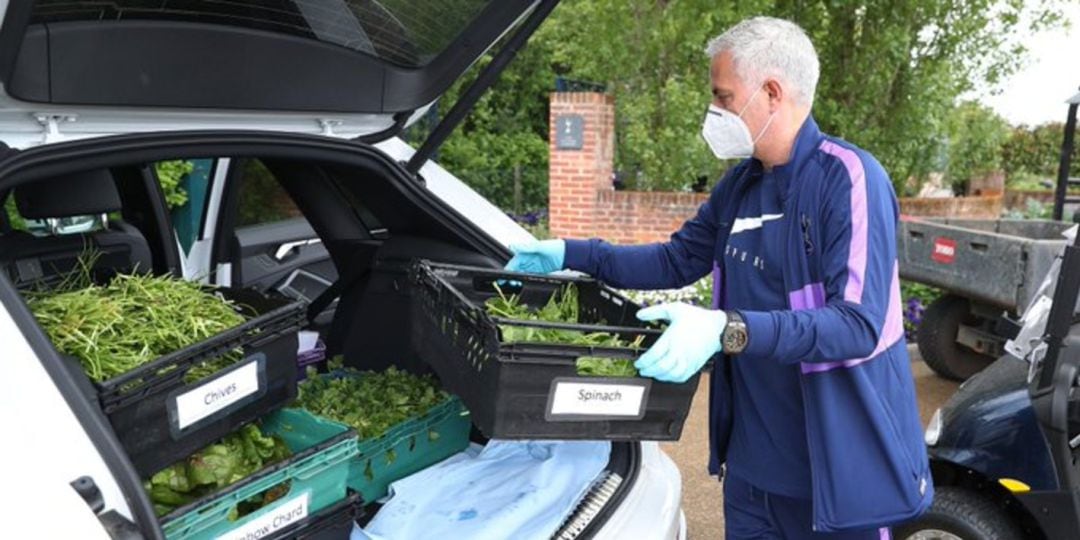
<box><xmin>0</xmin><ymin>132</ymin><xmax>633</xmax><ymax>537</ymax></box>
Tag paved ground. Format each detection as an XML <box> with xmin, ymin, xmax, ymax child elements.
<box><xmin>660</xmin><ymin>345</ymin><xmax>960</xmax><ymax>539</ymax></box>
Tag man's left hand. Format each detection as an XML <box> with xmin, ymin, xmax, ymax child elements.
<box><xmin>634</xmin><ymin>303</ymin><xmax>727</xmax><ymax>383</ymax></box>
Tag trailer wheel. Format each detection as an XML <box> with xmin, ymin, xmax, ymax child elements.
<box><xmin>894</xmin><ymin>487</ymin><xmax>1023</xmax><ymax>540</ymax></box>
<box><xmin>917</xmin><ymin>295</ymin><xmax>993</xmax><ymax>381</ymax></box>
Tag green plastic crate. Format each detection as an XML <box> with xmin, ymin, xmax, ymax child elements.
<box><xmin>160</xmin><ymin>408</ymin><xmax>359</xmax><ymax>540</ymax></box>
<box><xmin>346</xmin><ymin>396</ymin><xmax>472</xmax><ymax>502</ymax></box>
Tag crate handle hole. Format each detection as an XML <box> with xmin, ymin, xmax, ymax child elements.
<box><xmin>229</xmin><ymin>480</ymin><xmax>293</xmax><ymax>522</ymax></box>
<box><xmin>478</xmin><ymin>276</ymin><xmax>524</xmax><ymax>296</ymax></box>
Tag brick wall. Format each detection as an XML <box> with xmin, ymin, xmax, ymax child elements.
<box><xmin>547</xmin><ymin>92</ymin><xmax>1007</xmax><ymax>244</ymax></box>
<box><xmin>548</xmin><ymin>92</ymin><xmax>616</xmax><ymax>239</ymax></box>
<box><xmin>1005</xmin><ymin>189</ymin><xmax>1056</xmax><ymax>209</ymax></box>
<box><xmin>591</xmin><ymin>191</ymin><xmax>709</xmax><ymax>244</ymax></box>
<box><xmin>898</xmin><ymin>195</ymin><xmax>1003</xmax><ymax>218</ymax></box>
<box><xmin>549</xmin><ymin>92</ymin><xmax>709</xmax><ymax>244</ymax></box>
<box><xmin>967</xmin><ymin>171</ymin><xmax>1005</xmax><ymax>197</ymax></box>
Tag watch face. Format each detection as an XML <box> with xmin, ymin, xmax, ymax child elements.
<box><xmin>725</xmin><ymin>326</ymin><xmax>748</xmax><ymax>352</ymax></box>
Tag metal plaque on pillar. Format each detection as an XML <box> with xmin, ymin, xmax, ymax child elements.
<box><xmin>555</xmin><ymin>114</ymin><xmax>584</xmax><ymax>150</ymax></box>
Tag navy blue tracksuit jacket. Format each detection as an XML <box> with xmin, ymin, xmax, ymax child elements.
<box><xmin>563</xmin><ymin>116</ymin><xmax>932</xmax><ymax>531</ymax></box>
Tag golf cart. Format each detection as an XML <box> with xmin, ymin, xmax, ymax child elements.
<box><xmin>894</xmin><ymin>90</ymin><xmax>1080</xmax><ymax>539</ymax></box>
<box><xmin>896</xmin><ymin>90</ymin><xmax>1080</xmax><ymax>381</ymax></box>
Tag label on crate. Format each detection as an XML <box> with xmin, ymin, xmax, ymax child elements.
<box><xmin>215</xmin><ymin>491</ymin><xmax>310</xmax><ymax>540</ymax></box>
<box><xmin>173</xmin><ymin>357</ymin><xmax>263</xmax><ymax>430</ymax></box>
<box><xmin>546</xmin><ymin>378</ymin><xmax>650</xmax><ymax>420</ymax></box>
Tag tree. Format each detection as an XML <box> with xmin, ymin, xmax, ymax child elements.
<box><xmin>404</xmin><ymin>34</ymin><xmax>556</xmax><ymax>213</ymax></box>
<box><xmin>424</xmin><ymin>0</ymin><xmax>1065</xmax><ymax>207</ymax></box>
<box><xmin>541</xmin><ymin>0</ymin><xmax>772</xmax><ymax>191</ymax></box>
<box><xmin>943</xmin><ymin>101</ymin><xmax>1010</xmax><ymax>193</ymax></box>
<box><xmin>772</xmin><ymin>0</ymin><xmax>1064</xmax><ymax>194</ymax></box>
<box><xmin>532</xmin><ymin>0</ymin><xmax>1064</xmax><ymax>194</ymax></box>
<box><xmin>408</xmin><ymin>0</ymin><xmax>769</xmax><ymax>201</ymax></box>
<box><xmin>154</xmin><ymin>160</ymin><xmax>193</xmax><ymax>209</ymax></box>
<box><xmin>1002</xmin><ymin>122</ymin><xmax>1080</xmax><ymax>187</ymax></box>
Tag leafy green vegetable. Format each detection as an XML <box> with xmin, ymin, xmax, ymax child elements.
<box><xmin>27</xmin><ymin>271</ymin><xmax>246</xmax><ymax>383</ymax></box>
<box><xmin>484</xmin><ymin>284</ymin><xmax>645</xmax><ymax>377</ymax></box>
<box><xmin>145</xmin><ymin>424</ymin><xmax>292</xmax><ymax>517</ymax></box>
<box><xmin>576</xmin><ymin>357</ymin><xmax>639</xmax><ymax>377</ymax></box>
<box><xmin>295</xmin><ymin>360</ymin><xmax>450</xmax><ymax>442</ymax></box>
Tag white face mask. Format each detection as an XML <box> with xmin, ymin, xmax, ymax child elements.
<box><xmin>701</xmin><ymin>86</ymin><xmax>775</xmax><ymax>160</ymax></box>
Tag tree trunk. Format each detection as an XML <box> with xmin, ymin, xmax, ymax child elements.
<box><xmin>513</xmin><ymin>164</ymin><xmax>523</xmax><ymax>213</ymax></box>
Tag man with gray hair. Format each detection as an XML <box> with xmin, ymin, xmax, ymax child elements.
<box><xmin>507</xmin><ymin>16</ymin><xmax>931</xmax><ymax>537</ymax></box>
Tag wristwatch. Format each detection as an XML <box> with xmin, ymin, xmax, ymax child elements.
<box><xmin>721</xmin><ymin>310</ymin><xmax>749</xmax><ymax>354</ymax></box>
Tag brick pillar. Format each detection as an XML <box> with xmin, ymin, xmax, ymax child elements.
<box><xmin>548</xmin><ymin>92</ymin><xmax>615</xmax><ymax>239</ymax></box>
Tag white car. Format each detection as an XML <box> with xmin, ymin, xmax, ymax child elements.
<box><xmin>0</xmin><ymin>1</ymin><xmax>686</xmax><ymax>539</ymax></box>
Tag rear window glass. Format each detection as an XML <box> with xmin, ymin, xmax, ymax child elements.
<box><xmin>236</xmin><ymin>159</ymin><xmax>303</xmax><ymax>228</ymax></box>
<box><xmin>30</xmin><ymin>0</ymin><xmax>491</xmax><ymax>67</ymax></box>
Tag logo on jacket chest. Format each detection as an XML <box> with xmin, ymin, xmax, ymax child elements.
<box><xmin>724</xmin><ymin>212</ymin><xmax>783</xmax><ymax>273</ymax></box>
<box><xmin>725</xmin><ymin>244</ymin><xmax>767</xmax><ymax>271</ymax></box>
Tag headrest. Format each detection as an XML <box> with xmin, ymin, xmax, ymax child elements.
<box><xmin>15</xmin><ymin>169</ymin><xmax>122</xmax><ymax>219</ymax></box>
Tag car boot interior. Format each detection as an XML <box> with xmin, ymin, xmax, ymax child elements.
<box><xmin>7</xmin><ymin>158</ymin><xmax>489</xmax><ymax>362</ymax></box>
<box><xmin>0</xmin><ymin>133</ymin><xmax>634</xmax><ymax>536</ymax></box>
<box><xmin>215</xmin><ymin>156</ymin><xmax>504</xmax><ymax>375</ymax></box>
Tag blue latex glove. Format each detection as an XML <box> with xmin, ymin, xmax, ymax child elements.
<box><xmin>634</xmin><ymin>303</ymin><xmax>728</xmax><ymax>383</ymax></box>
<box><xmin>505</xmin><ymin>239</ymin><xmax>566</xmax><ymax>274</ymax></box>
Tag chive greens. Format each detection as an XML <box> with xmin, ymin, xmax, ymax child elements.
<box><xmin>27</xmin><ymin>272</ymin><xmax>247</xmax><ymax>383</ymax></box>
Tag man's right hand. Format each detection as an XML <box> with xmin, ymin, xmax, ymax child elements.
<box><xmin>505</xmin><ymin>239</ymin><xmax>566</xmax><ymax>274</ymax></box>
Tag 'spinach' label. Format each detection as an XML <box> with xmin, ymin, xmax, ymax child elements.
<box><xmin>546</xmin><ymin>378</ymin><xmax>650</xmax><ymax>420</ymax></box>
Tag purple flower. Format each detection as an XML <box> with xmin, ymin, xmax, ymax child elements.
<box><xmin>506</xmin><ymin>209</ymin><xmax>547</xmax><ymax>226</ymax></box>
<box><xmin>902</xmin><ymin>297</ymin><xmax>925</xmax><ymax>341</ymax></box>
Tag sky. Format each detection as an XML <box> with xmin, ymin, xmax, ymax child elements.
<box><xmin>977</xmin><ymin>3</ymin><xmax>1080</xmax><ymax>127</ymax></box>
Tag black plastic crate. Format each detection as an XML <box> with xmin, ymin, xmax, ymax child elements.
<box><xmin>408</xmin><ymin>261</ymin><xmax>700</xmax><ymax>440</ymax></box>
<box><xmin>91</xmin><ymin>288</ymin><xmax>306</xmax><ymax>476</ymax></box>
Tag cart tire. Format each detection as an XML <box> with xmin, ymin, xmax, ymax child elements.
<box><xmin>917</xmin><ymin>295</ymin><xmax>993</xmax><ymax>381</ymax></box>
<box><xmin>894</xmin><ymin>486</ymin><xmax>1023</xmax><ymax>540</ymax></box>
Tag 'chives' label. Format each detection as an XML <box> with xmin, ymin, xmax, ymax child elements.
<box><xmin>175</xmin><ymin>359</ymin><xmax>260</xmax><ymax>430</ymax></box>
<box><xmin>215</xmin><ymin>491</ymin><xmax>309</xmax><ymax>540</ymax></box>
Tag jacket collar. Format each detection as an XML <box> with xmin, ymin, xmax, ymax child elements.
<box><xmin>721</xmin><ymin>114</ymin><xmax>820</xmax><ymax>204</ymax></box>
<box><xmin>746</xmin><ymin>114</ymin><xmax>823</xmax><ymax>198</ymax></box>
<box><xmin>774</xmin><ymin>114</ymin><xmax>822</xmax><ymax>177</ymax></box>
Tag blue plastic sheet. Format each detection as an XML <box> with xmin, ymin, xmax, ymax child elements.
<box><xmin>353</xmin><ymin>440</ymin><xmax>611</xmax><ymax>540</ymax></box>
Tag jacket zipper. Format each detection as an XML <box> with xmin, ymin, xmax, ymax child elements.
<box><xmin>787</xmin><ymin>194</ymin><xmax>825</xmax><ymax>531</ymax></box>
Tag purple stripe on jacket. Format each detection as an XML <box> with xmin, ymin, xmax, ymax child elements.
<box><xmin>820</xmin><ymin>140</ymin><xmax>868</xmax><ymax>305</ymax></box>
<box><xmin>712</xmin><ymin>261</ymin><xmax>723</xmax><ymax>310</ymax></box>
<box><xmin>789</xmin><ymin>262</ymin><xmax>904</xmax><ymax>374</ymax></box>
<box><xmin>788</xmin><ymin>281</ymin><xmax>826</xmax><ymax>311</ymax></box>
